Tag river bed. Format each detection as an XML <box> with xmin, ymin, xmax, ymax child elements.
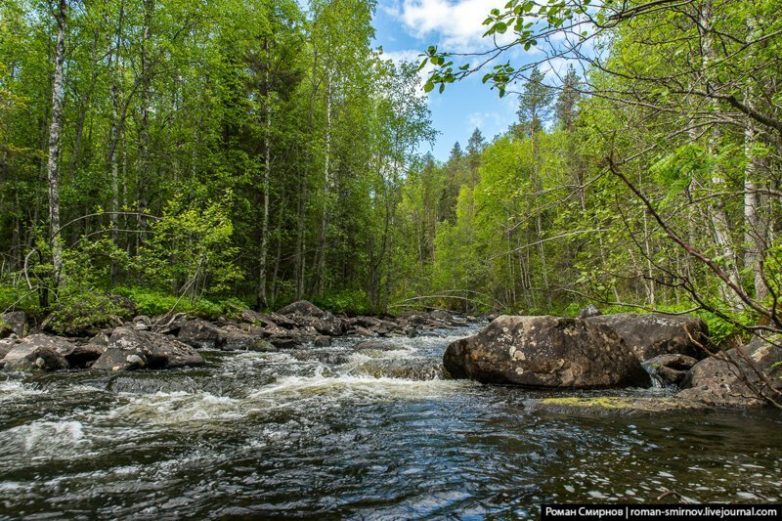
<box><xmin>1</xmin><ymin>326</ymin><xmax>780</xmax><ymax>520</ymax></box>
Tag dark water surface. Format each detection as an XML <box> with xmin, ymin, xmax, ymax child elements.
<box><xmin>1</xmin><ymin>326</ymin><xmax>780</xmax><ymax>520</ymax></box>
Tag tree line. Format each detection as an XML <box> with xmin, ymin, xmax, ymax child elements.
<box><xmin>418</xmin><ymin>0</ymin><xmax>782</xmax><ymax>341</ymax></box>
<box><xmin>2</xmin><ymin>0</ymin><xmax>782</xmax><ymax>348</ymax></box>
<box><xmin>0</xmin><ymin>0</ymin><xmax>433</xmax><ymax>316</ymax></box>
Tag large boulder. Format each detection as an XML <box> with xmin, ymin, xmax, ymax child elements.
<box><xmin>177</xmin><ymin>318</ymin><xmax>223</xmax><ymax>349</ymax></box>
<box><xmin>2</xmin><ymin>334</ymin><xmax>70</xmax><ymax>372</ymax></box>
<box><xmin>443</xmin><ymin>315</ymin><xmax>649</xmax><ymax>388</ymax></box>
<box><xmin>677</xmin><ymin>335</ymin><xmax>782</xmax><ymax>407</ymax></box>
<box><xmin>1</xmin><ymin>311</ymin><xmax>28</xmax><ymax>338</ymax></box>
<box><xmin>92</xmin><ymin>326</ymin><xmax>204</xmax><ymax>371</ymax></box>
<box><xmin>585</xmin><ymin>313</ymin><xmax>709</xmax><ymax>362</ymax></box>
<box><xmin>276</xmin><ymin>300</ymin><xmax>345</xmax><ymax>336</ymax></box>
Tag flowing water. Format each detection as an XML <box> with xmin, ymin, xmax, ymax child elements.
<box><xmin>1</xmin><ymin>325</ymin><xmax>780</xmax><ymax>520</ymax></box>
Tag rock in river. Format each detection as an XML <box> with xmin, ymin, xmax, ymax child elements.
<box><xmin>585</xmin><ymin>313</ymin><xmax>708</xmax><ymax>362</ymax></box>
<box><xmin>677</xmin><ymin>335</ymin><xmax>782</xmax><ymax>407</ymax></box>
<box><xmin>92</xmin><ymin>326</ymin><xmax>204</xmax><ymax>371</ymax></box>
<box><xmin>443</xmin><ymin>315</ymin><xmax>649</xmax><ymax>388</ymax></box>
<box><xmin>641</xmin><ymin>353</ymin><xmax>698</xmax><ymax>387</ymax></box>
<box><xmin>1</xmin><ymin>311</ymin><xmax>28</xmax><ymax>338</ymax></box>
<box><xmin>276</xmin><ymin>300</ymin><xmax>345</xmax><ymax>336</ymax></box>
<box><xmin>1</xmin><ymin>334</ymin><xmax>71</xmax><ymax>372</ymax></box>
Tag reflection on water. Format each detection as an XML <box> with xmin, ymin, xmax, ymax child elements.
<box><xmin>1</xmin><ymin>327</ymin><xmax>780</xmax><ymax>520</ymax></box>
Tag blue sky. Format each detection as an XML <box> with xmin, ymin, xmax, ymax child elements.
<box><xmin>372</xmin><ymin>0</ymin><xmax>524</xmax><ymax>160</ymax></box>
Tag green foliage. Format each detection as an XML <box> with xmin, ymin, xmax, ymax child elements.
<box><xmin>115</xmin><ymin>287</ymin><xmax>247</xmax><ymax>319</ymax></box>
<box><xmin>0</xmin><ymin>285</ymin><xmax>42</xmax><ymax>316</ymax></box>
<box><xmin>138</xmin><ymin>195</ymin><xmax>242</xmax><ymax>296</ymax></box>
<box><xmin>46</xmin><ymin>292</ymin><xmax>133</xmax><ymax>337</ymax></box>
<box><xmin>650</xmin><ymin>144</ymin><xmax>711</xmax><ymax>204</ymax></box>
<box><xmin>313</xmin><ymin>289</ymin><xmax>370</xmax><ymax>315</ymax></box>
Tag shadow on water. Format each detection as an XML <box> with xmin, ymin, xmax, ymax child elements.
<box><xmin>1</xmin><ymin>325</ymin><xmax>780</xmax><ymax>520</ymax></box>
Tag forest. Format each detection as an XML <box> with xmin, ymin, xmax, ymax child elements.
<box><xmin>0</xmin><ymin>1</ymin><xmax>781</xmax><ymax>514</ymax></box>
<box><xmin>1</xmin><ymin>0</ymin><xmax>781</xmax><ymax>343</ymax></box>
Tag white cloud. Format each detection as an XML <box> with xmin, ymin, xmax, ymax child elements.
<box><xmin>393</xmin><ymin>0</ymin><xmax>511</xmax><ymax>53</ymax></box>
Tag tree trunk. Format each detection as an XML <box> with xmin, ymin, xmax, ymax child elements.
<box><xmin>107</xmin><ymin>0</ymin><xmax>125</xmax><ymax>258</ymax></box>
<box><xmin>46</xmin><ymin>0</ymin><xmax>68</xmax><ymax>287</ymax></box>
<box><xmin>316</xmin><ymin>72</ymin><xmax>332</xmax><ymax>297</ymax></box>
<box><xmin>699</xmin><ymin>0</ymin><xmax>743</xmax><ymax>309</ymax></box>
<box><xmin>743</xmin><ymin>15</ymin><xmax>769</xmax><ymax>303</ymax></box>
<box><xmin>136</xmin><ymin>0</ymin><xmax>154</xmax><ymax>257</ymax></box>
<box><xmin>530</xmin><ymin>126</ymin><xmax>550</xmax><ymax>307</ymax></box>
<box><xmin>257</xmin><ymin>37</ymin><xmax>272</xmax><ymax>309</ymax></box>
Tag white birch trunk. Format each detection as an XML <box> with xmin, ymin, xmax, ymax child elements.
<box><xmin>46</xmin><ymin>0</ymin><xmax>68</xmax><ymax>286</ymax></box>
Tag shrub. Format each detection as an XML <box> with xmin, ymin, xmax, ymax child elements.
<box><xmin>0</xmin><ymin>285</ymin><xmax>42</xmax><ymax>316</ymax></box>
<box><xmin>313</xmin><ymin>289</ymin><xmax>371</xmax><ymax>315</ymax></box>
<box><xmin>115</xmin><ymin>287</ymin><xmax>247</xmax><ymax>320</ymax></box>
<box><xmin>46</xmin><ymin>291</ymin><xmax>134</xmax><ymax>336</ymax></box>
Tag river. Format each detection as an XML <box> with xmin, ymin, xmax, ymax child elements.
<box><xmin>1</xmin><ymin>325</ymin><xmax>780</xmax><ymax>519</ymax></box>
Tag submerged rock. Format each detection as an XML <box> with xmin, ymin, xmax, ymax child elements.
<box><xmin>527</xmin><ymin>396</ymin><xmax>709</xmax><ymax>417</ymax></box>
<box><xmin>586</xmin><ymin>313</ymin><xmax>709</xmax><ymax>362</ymax></box>
<box><xmin>354</xmin><ymin>358</ymin><xmax>444</xmax><ymax>381</ymax></box>
<box><xmin>354</xmin><ymin>339</ymin><xmax>406</xmax><ymax>352</ymax></box>
<box><xmin>444</xmin><ymin>315</ymin><xmax>649</xmax><ymax>388</ymax></box>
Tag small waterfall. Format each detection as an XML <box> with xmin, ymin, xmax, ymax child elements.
<box><xmin>641</xmin><ymin>360</ymin><xmax>666</xmax><ymax>389</ymax></box>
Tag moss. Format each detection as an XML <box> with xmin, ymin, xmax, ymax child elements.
<box><xmin>535</xmin><ymin>395</ymin><xmax>709</xmax><ymax>416</ymax></box>
<box><xmin>540</xmin><ymin>396</ymin><xmax>637</xmax><ymax>409</ymax></box>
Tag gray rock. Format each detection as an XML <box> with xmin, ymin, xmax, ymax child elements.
<box><xmin>355</xmin><ymin>358</ymin><xmax>444</xmax><ymax>380</ymax></box>
<box><xmin>2</xmin><ymin>334</ymin><xmax>70</xmax><ymax>372</ymax></box>
<box><xmin>429</xmin><ymin>309</ymin><xmax>453</xmax><ymax>323</ymax></box>
<box><xmin>586</xmin><ymin>313</ymin><xmax>709</xmax><ymax>362</ymax></box>
<box><xmin>354</xmin><ymin>339</ymin><xmax>405</xmax><ymax>352</ymax></box>
<box><xmin>89</xmin><ymin>330</ymin><xmax>112</xmax><ymax>347</ymax></box>
<box><xmin>133</xmin><ymin>315</ymin><xmax>152</xmax><ymax>331</ymax></box>
<box><xmin>1</xmin><ymin>311</ymin><xmax>28</xmax><ymax>338</ymax></box>
<box><xmin>677</xmin><ymin>335</ymin><xmax>782</xmax><ymax>407</ymax></box>
<box><xmin>443</xmin><ymin>315</ymin><xmax>650</xmax><ymax>388</ymax></box>
<box><xmin>350</xmin><ymin>326</ymin><xmax>378</xmax><ymax>337</ymax></box>
<box><xmin>93</xmin><ymin>349</ymin><xmax>147</xmax><ymax>371</ymax></box>
<box><xmin>177</xmin><ymin>319</ymin><xmax>273</xmax><ymax>351</ymax></box>
<box><xmin>313</xmin><ymin>336</ymin><xmax>332</xmax><ymax>347</ymax></box>
<box><xmin>151</xmin><ymin>313</ymin><xmax>188</xmax><ymax>336</ymax></box>
<box><xmin>62</xmin><ymin>343</ymin><xmax>107</xmax><ymax>368</ymax></box>
<box><xmin>92</xmin><ymin>326</ymin><xmax>204</xmax><ymax>371</ymax></box>
<box><xmin>177</xmin><ymin>318</ymin><xmax>223</xmax><ymax>349</ymax></box>
<box><xmin>577</xmin><ymin>305</ymin><xmax>602</xmax><ymax>319</ymax></box>
<box><xmin>276</xmin><ymin>300</ymin><xmax>345</xmax><ymax>336</ymax></box>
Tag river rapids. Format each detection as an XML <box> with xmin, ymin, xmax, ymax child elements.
<box><xmin>1</xmin><ymin>325</ymin><xmax>780</xmax><ymax>519</ymax></box>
